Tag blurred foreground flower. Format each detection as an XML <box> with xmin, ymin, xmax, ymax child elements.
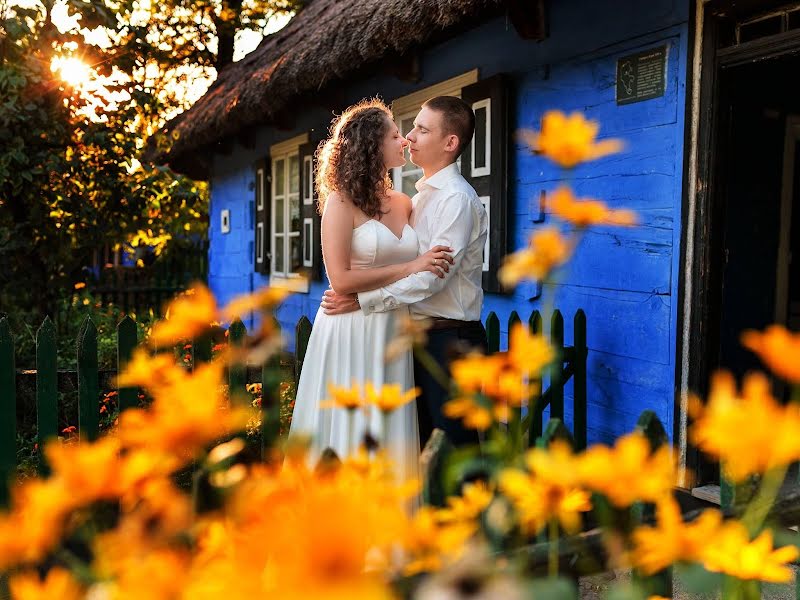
<box><xmin>741</xmin><ymin>325</ymin><xmax>800</xmax><ymax>383</ymax></box>
<box><xmin>499</xmin><ymin>227</ymin><xmax>571</xmax><ymax>288</ymax></box>
<box><xmin>690</xmin><ymin>371</ymin><xmax>800</xmax><ymax>482</ymax></box>
<box><xmin>548</xmin><ymin>186</ymin><xmax>637</xmax><ymax>227</ymax></box>
<box><xmin>519</xmin><ymin>110</ymin><xmax>623</xmax><ymax>169</ymax></box>
<box><xmin>150</xmin><ymin>283</ymin><xmax>218</xmax><ymax>347</ymax></box>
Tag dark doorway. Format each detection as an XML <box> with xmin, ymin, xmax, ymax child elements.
<box><xmin>684</xmin><ymin>3</ymin><xmax>800</xmax><ymax>489</ymax></box>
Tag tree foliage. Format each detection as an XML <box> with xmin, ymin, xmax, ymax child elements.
<box><xmin>0</xmin><ymin>0</ymin><xmax>299</xmax><ymax>316</ymax></box>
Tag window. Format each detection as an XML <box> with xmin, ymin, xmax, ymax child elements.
<box><xmin>390</xmin><ymin>70</ymin><xmax>478</xmax><ymax>193</ymax></box>
<box><xmin>270</xmin><ymin>133</ymin><xmax>308</xmax><ymax>282</ymax></box>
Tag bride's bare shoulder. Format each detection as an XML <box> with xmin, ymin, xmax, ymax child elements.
<box><xmin>388</xmin><ymin>189</ymin><xmax>413</xmax><ymax>217</ymax></box>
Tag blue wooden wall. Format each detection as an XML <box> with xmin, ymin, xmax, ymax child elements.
<box><xmin>207</xmin><ymin>0</ymin><xmax>690</xmax><ymax>444</ymax></box>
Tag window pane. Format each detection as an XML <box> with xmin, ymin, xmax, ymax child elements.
<box><xmin>290</xmin><ymin>235</ymin><xmax>302</xmax><ymax>273</ymax></box>
<box><xmin>275</xmin><ymin>197</ymin><xmax>285</xmax><ymax>233</ymax></box>
<box><xmin>289</xmin><ymin>155</ymin><xmax>300</xmax><ymax>194</ymax></box>
<box><xmin>289</xmin><ymin>196</ymin><xmax>300</xmax><ymax>232</ymax></box>
<box><xmin>274</xmin><ymin>234</ymin><xmax>285</xmax><ymax>272</ymax></box>
<box><xmin>474</xmin><ymin>106</ymin><xmax>487</xmax><ymax>170</ymax></box>
<box><xmin>274</xmin><ymin>159</ymin><xmax>285</xmax><ymax>194</ymax></box>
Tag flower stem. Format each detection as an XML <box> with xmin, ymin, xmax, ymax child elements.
<box><xmin>347</xmin><ymin>408</ymin><xmax>355</xmax><ymax>457</ymax></box>
<box><xmin>741</xmin><ymin>464</ymin><xmax>787</xmax><ymax>536</ymax></box>
<box><xmin>548</xmin><ymin>518</ymin><xmax>559</xmax><ymax>578</ymax></box>
<box><xmin>414</xmin><ymin>346</ymin><xmax>451</xmax><ymax>389</ymax></box>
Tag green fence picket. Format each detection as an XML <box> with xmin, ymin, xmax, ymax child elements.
<box><xmin>191</xmin><ymin>332</ymin><xmax>213</xmax><ymax>368</ymax></box>
<box><xmin>294</xmin><ymin>316</ymin><xmax>312</xmax><ymax>384</ymax></box>
<box><xmin>0</xmin><ymin>317</ymin><xmax>16</xmax><ymax>507</ymax></box>
<box><xmin>485</xmin><ymin>312</ymin><xmax>500</xmax><ymax>354</ymax></box>
<box><xmin>261</xmin><ymin>318</ymin><xmax>283</xmax><ymax>458</ymax></box>
<box><xmin>36</xmin><ymin>317</ymin><xmax>58</xmax><ymax>475</ymax></box>
<box><xmin>228</xmin><ymin>320</ymin><xmax>247</xmax><ymax>404</ymax></box>
<box><xmin>573</xmin><ymin>310</ymin><xmax>587</xmax><ymax>450</ymax></box>
<box><xmin>508</xmin><ymin>310</ymin><xmax>521</xmax><ymax>335</ymax></box>
<box><xmin>117</xmin><ymin>316</ymin><xmax>138</xmax><ymax>412</ymax></box>
<box><xmin>528</xmin><ymin>310</ymin><xmax>543</xmax><ymax>446</ymax></box>
<box><xmin>549</xmin><ymin>310</ymin><xmax>564</xmax><ymax>420</ymax></box>
<box><xmin>77</xmin><ymin>317</ymin><xmax>100</xmax><ymax>442</ymax></box>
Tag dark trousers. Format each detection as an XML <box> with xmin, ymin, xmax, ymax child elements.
<box><xmin>414</xmin><ymin>321</ymin><xmax>488</xmax><ymax>448</ymax></box>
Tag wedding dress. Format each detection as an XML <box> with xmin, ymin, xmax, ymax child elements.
<box><xmin>289</xmin><ymin>219</ymin><xmax>420</xmax><ymax>485</ymax></box>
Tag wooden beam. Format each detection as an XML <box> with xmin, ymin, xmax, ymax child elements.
<box><xmin>508</xmin><ymin>0</ymin><xmax>547</xmax><ymax>41</ymax></box>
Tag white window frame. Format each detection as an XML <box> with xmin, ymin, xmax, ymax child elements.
<box><xmin>302</xmin><ymin>155</ymin><xmax>314</xmax><ymax>206</ymax></box>
<box><xmin>471</xmin><ymin>98</ymin><xmax>491</xmax><ymax>178</ymax></box>
<box><xmin>302</xmin><ymin>217</ymin><xmax>313</xmax><ymax>267</ymax></box>
<box><xmin>390</xmin><ymin>70</ymin><xmax>479</xmax><ymax>193</ymax></box>
<box><xmin>270</xmin><ymin>133</ymin><xmax>308</xmax><ymax>290</ymax></box>
<box><xmin>255</xmin><ymin>166</ymin><xmax>265</xmax><ymax>266</ymax></box>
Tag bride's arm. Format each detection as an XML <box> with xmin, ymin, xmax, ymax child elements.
<box><xmin>321</xmin><ymin>193</ymin><xmax>452</xmax><ymax>295</ymax></box>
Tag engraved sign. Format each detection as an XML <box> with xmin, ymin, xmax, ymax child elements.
<box><xmin>616</xmin><ymin>46</ymin><xmax>667</xmax><ymax>105</ymax></box>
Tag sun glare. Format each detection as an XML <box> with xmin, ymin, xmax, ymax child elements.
<box><xmin>51</xmin><ymin>56</ymin><xmax>92</xmax><ymax>87</ymax></box>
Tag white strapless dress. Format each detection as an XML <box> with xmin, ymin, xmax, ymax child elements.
<box><xmin>289</xmin><ymin>219</ymin><xmax>420</xmax><ymax>485</ymax></box>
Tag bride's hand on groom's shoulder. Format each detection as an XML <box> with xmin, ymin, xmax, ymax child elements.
<box><xmin>321</xmin><ymin>288</ymin><xmax>360</xmax><ymax>315</ymax></box>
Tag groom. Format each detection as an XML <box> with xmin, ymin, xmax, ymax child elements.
<box><xmin>322</xmin><ymin>96</ymin><xmax>488</xmax><ymax>448</ymax></box>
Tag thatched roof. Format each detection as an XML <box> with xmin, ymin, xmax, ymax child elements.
<box><xmin>153</xmin><ymin>0</ymin><xmax>516</xmax><ymax>178</ymax></box>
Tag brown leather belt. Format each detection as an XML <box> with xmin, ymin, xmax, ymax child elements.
<box><xmin>428</xmin><ymin>318</ymin><xmax>483</xmax><ymax>331</ymax></box>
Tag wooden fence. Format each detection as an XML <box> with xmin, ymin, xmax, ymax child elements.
<box><xmin>0</xmin><ymin>308</ymin><xmax>587</xmax><ymax>505</ymax></box>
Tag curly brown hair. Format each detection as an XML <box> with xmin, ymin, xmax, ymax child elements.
<box><xmin>315</xmin><ymin>98</ymin><xmax>394</xmax><ymax>218</ymax></box>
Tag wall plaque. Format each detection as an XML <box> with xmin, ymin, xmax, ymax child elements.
<box><xmin>616</xmin><ymin>45</ymin><xmax>667</xmax><ymax>105</ymax></box>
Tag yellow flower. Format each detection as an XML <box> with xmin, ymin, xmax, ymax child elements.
<box><xmin>115</xmin><ymin>347</ymin><xmax>184</xmax><ymax>391</ymax></box>
<box><xmin>150</xmin><ymin>283</ymin><xmax>218</xmax><ymax>346</ymax></box>
<box><xmin>690</xmin><ymin>371</ymin><xmax>800</xmax><ymax>482</ymax></box>
<box><xmin>499</xmin><ymin>227</ymin><xmax>572</xmax><ymax>288</ymax></box>
<box><xmin>438</xmin><ymin>481</ymin><xmax>494</xmax><ymax>523</ymax></box>
<box><xmin>365</xmin><ymin>382</ymin><xmax>420</xmax><ymax>413</ymax></box>
<box><xmin>548</xmin><ymin>186</ymin><xmax>638</xmax><ymax>227</ymax></box>
<box><xmin>9</xmin><ymin>568</ymin><xmax>83</xmax><ymax>600</ymax></box>
<box><xmin>320</xmin><ymin>381</ymin><xmax>364</xmax><ymax>410</ymax></box>
<box><xmin>702</xmin><ymin>522</ymin><xmax>799</xmax><ymax>583</ymax></box>
<box><xmin>385</xmin><ymin>313</ymin><xmax>431</xmax><ymax>363</ymax></box>
<box><xmin>483</xmin><ymin>368</ymin><xmax>535</xmax><ymax>406</ymax></box>
<box><xmin>499</xmin><ymin>441</ymin><xmax>591</xmax><ymax>534</ymax></box>
<box><xmin>118</xmin><ymin>362</ymin><xmax>252</xmax><ymax>463</ymax></box>
<box><xmin>519</xmin><ymin>110</ymin><xmax>623</xmax><ymax>169</ymax></box>
<box><xmin>220</xmin><ymin>284</ymin><xmax>293</xmax><ymax>321</ymax></box>
<box><xmin>45</xmin><ymin>435</ymin><xmax>124</xmax><ymax>504</ymax></box>
<box><xmin>507</xmin><ymin>323</ymin><xmax>554</xmax><ymax>377</ymax></box>
<box><xmin>402</xmin><ymin>506</ymin><xmax>476</xmax><ymax>575</ymax></box>
<box><xmin>450</xmin><ymin>353</ymin><xmax>507</xmax><ymax>394</ymax></box>
<box><xmin>443</xmin><ymin>396</ymin><xmax>507</xmax><ymax>431</ymax></box>
<box><xmin>578</xmin><ymin>433</ymin><xmax>675</xmax><ymax>506</ymax></box>
<box><xmin>741</xmin><ymin>325</ymin><xmax>800</xmax><ymax>383</ymax></box>
<box><xmin>632</xmin><ymin>497</ymin><xmax>723</xmax><ymax>574</ymax></box>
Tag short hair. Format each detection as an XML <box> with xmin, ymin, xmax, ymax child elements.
<box><xmin>422</xmin><ymin>96</ymin><xmax>475</xmax><ymax>159</ymax></box>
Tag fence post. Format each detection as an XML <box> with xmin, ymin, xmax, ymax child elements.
<box><xmin>294</xmin><ymin>316</ymin><xmax>312</xmax><ymax>384</ymax></box>
<box><xmin>527</xmin><ymin>311</ymin><xmax>543</xmax><ymax>445</ymax></box>
<box><xmin>228</xmin><ymin>320</ymin><xmax>247</xmax><ymax>404</ymax></box>
<box><xmin>117</xmin><ymin>316</ymin><xmax>138</xmax><ymax>412</ymax></box>
<box><xmin>191</xmin><ymin>333</ymin><xmax>213</xmax><ymax>368</ymax></box>
<box><xmin>260</xmin><ymin>336</ymin><xmax>283</xmax><ymax>458</ymax></box>
<box><xmin>36</xmin><ymin>318</ymin><xmax>58</xmax><ymax>475</ymax></box>
<box><xmin>0</xmin><ymin>317</ymin><xmax>15</xmax><ymax>507</ymax></box>
<box><xmin>485</xmin><ymin>312</ymin><xmax>499</xmax><ymax>354</ymax></box>
<box><xmin>573</xmin><ymin>310</ymin><xmax>587</xmax><ymax>450</ymax></box>
<box><xmin>508</xmin><ymin>311</ymin><xmax>521</xmax><ymax>336</ymax></box>
<box><xmin>77</xmin><ymin>316</ymin><xmax>99</xmax><ymax>443</ymax></box>
<box><xmin>550</xmin><ymin>310</ymin><xmax>564</xmax><ymax>420</ymax></box>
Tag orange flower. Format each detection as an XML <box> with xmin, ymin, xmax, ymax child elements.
<box><xmin>548</xmin><ymin>186</ymin><xmax>637</xmax><ymax>227</ymax></box>
<box><xmin>506</xmin><ymin>323</ymin><xmax>554</xmax><ymax>377</ymax></box>
<box><xmin>150</xmin><ymin>283</ymin><xmax>218</xmax><ymax>346</ymax></box>
<box><xmin>9</xmin><ymin>567</ymin><xmax>83</xmax><ymax>600</ymax></box>
<box><xmin>364</xmin><ymin>382</ymin><xmax>420</xmax><ymax>413</ymax></box>
<box><xmin>741</xmin><ymin>325</ymin><xmax>800</xmax><ymax>383</ymax></box>
<box><xmin>519</xmin><ymin>110</ymin><xmax>623</xmax><ymax>168</ymax></box>
<box><xmin>221</xmin><ymin>284</ymin><xmax>294</xmax><ymax>321</ymax></box>
<box><xmin>499</xmin><ymin>227</ymin><xmax>571</xmax><ymax>288</ymax></box>
<box><xmin>321</xmin><ymin>381</ymin><xmax>364</xmax><ymax>410</ymax></box>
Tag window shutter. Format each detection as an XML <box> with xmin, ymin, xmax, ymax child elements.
<box><xmin>298</xmin><ymin>136</ymin><xmax>324</xmax><ymax>281</ymax></box>
<box><xmin>254</xmin><ymin>158</ymin><xmax>271</xmax><ymax>274</ymax></box>
<box><xmin>461</xmin><ymin>74</ymin><xmax>510</xmax><ymax>294</ymax></box>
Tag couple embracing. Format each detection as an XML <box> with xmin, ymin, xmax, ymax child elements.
<box><xmin>289</xmin><ymin>96</ymin><xmax>489</xmax><ymax>484</ymax></box>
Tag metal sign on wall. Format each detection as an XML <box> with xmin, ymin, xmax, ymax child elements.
<box><xmin>616</xmin><ymin>45</ymin><xmax>667</xmax><ymax>105</ymax></box>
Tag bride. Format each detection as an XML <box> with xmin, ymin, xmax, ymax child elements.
<box><xmin>288</xmin><ymin>99</ymin><xmax>453</xmax><ymax>483</ymax></box>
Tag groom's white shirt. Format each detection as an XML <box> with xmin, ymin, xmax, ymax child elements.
<box><xmin>357</xmin><ymin>162</ymin><xmax>488</xmax><ymax>321</ymax></box>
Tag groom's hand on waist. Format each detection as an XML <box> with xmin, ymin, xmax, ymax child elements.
<box><xmin>321</xmin><ymin>288</ymin><xmax>360</xmax><ymax>315</ymax></box>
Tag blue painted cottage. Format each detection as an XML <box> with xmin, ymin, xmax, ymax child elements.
<box><xmin>154</xmin><ymin>0</ymin><xmax>800</xmax><ymax>487</ymax></box>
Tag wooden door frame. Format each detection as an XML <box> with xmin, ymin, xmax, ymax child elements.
<box><xmin>677</xmin><ymin>0</ymin><xmax>800</xmax><ymax>486</ymax></box>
